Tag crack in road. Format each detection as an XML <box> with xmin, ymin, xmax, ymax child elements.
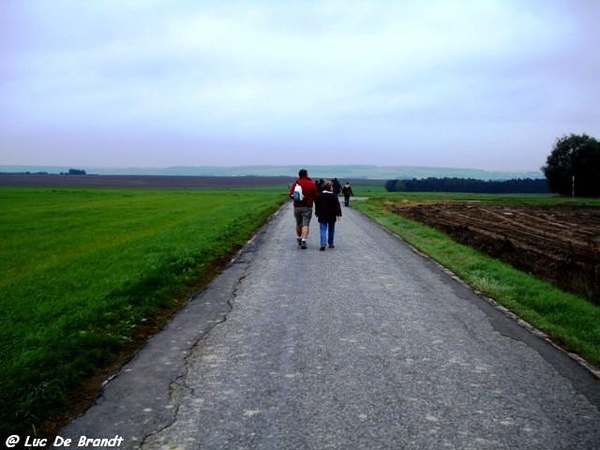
<box><xmin>140</xmin><ymin>264</ymin><xmax>252</xmax><ymax>447</ymax></box>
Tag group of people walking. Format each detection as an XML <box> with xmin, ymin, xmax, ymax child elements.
<box><xmin>288</xmin><ymin>169</ymin><xmax>354</xmax><ymax>250</ymax></box>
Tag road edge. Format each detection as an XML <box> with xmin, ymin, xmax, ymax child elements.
<box><xmin>354</xmin><ymin>207</ymin><xmax>600</xmax><ymax>381</ymax></box>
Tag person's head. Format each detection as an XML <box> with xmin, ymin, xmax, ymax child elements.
<box><xmin>323</xmin><ymin>179</ymin><xmax>333</xmax><ymax>191</ymax></box>
<box><xmin>299</xmin><ymin>169</ymin><xmax>308</xmax><ymax>178</ymax></box>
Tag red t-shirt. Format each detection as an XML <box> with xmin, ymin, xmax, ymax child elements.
<box><xmin>289</xmin><ymin>177</ymin><xmax>319</xmax><ymax>207</ymax></box>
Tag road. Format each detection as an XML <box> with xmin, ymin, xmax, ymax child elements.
<box><xmin>56</xmin><ymin>202</ymin><xmax>600</xmax><ymax>449</ymax></box>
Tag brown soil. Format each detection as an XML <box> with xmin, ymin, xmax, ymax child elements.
<box><xmin>385</xmin><ymin>201</ymin><xmax>600</xmax><ymax>301</ymax></box>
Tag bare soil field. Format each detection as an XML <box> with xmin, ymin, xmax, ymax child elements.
<box><xmin>385</xmin><ymin>201</ymin><xmax>600</xmax><ymax>301</ymax></box>
<box><xmin>0</xmin><ymin>173</ymin><xmax>295</xmax><ymax>188</ymax></box>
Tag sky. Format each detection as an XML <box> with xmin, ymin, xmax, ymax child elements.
<box><xmin>1</xmin><ymin>0</ymin><xmax>599</xmax><ymax>172</ymax></box>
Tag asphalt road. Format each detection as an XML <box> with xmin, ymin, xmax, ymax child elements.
<box><xmin>57</xmin><ymin>201</ymin><xmax>600</xmax><ymax>449</ymax></box>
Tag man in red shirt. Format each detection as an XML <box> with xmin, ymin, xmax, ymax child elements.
<box><xmin>289</xmin><ymin>168</ymin><xmax>319</xmax><ymax>249</ymax></box>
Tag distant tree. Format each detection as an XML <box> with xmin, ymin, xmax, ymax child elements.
<box><xmin>385</xmin><ymin>179</ymin><xmax>405</xmax><ymax>192</ymax></box>
<box><xmin>542</xmin><ymin>134</ymin><xmax>600</xmax><ymax>197</ymax></box>
<box><xmin>384</xmin><ymin>179</ymin><xmax>396</xmax><ymax>192</ymax></box>
<box><xmin>63</xmin><ymin>168</ymin><xmax>87</xmax><ymax>175</ymax></box>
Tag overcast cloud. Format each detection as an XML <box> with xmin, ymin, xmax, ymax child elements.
<box><xmin>1</xmin><ymin>0</ymin><xmax>599</xmax><ymax>171</ymax></box>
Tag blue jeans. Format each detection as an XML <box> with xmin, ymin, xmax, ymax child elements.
<box><xmin>319</xmin><ymin>222</ymin><xmax>336</xmax><ymax>247</ymax></box>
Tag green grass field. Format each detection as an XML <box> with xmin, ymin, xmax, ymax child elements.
<box><xmin>0</xmin><ymin>186</ymin><xmax>286</xmax><ymax>436</ymax></box>
<box><xmin>354</xmin><ymin>193</ymin><xmax>600</xmax><ymax>371</ymax></box>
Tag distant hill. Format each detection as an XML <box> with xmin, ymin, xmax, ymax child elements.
<box><xmin>0</xmin><ymin>165</ymin><xmax>544</xmax><ymax>181</ymax></box>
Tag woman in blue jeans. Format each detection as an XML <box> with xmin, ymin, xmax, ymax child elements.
<box><xmin>314</xmin><ymin>179</ymin><xmax>342</xmax><ymax>251</ymax></box>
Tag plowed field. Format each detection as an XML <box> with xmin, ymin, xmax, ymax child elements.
<box><xmin>385</xmin><ymin>201</ymin><xmax>600</xmax><ymax>301</ymax></box>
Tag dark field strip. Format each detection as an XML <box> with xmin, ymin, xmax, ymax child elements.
<box><xmin>0</xmin><ymin>173</ymin><xmax>296</xmax><ymax>188</ymax></box>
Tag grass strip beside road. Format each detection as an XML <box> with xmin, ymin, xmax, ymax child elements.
<box><xmin>0</xmin><ymin>186</ymin><xmax>286</xmax><ymax>436</ymax></box>
<box><xmin>354</xmin><ymin>197</ymin><xmax>600</xmax><ymax>370</ymax></box>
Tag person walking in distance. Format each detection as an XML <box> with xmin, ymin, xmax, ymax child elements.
<box><xmin>315</xmin><ymin>179</ymin><xmax>342</xmax><ymax>251</ymax></box>
<box><xmin>342</xmin><ymin>181</ymin><xmax>354</xmax><ymax>207</ymax></box>
<box><xmin>332</xmin><ymin>177</ymin><xmax>342</xmax><ymax>196</ymax></box>
<box><xmin>289</xmin><ymin>169</ymin><xmax>319</xmax><ymax>249</ymax></box>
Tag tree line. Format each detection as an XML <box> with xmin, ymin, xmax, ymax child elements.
<box><xmin>385</xmin><ymin>133</ymin><xmax>600</xmax><ymax>197</ymax></box>
<box><xmin>385</xmin><ymin>177</ymin><xmax>550</xmax><ymax>193</ymax></box>
<box><xmin>61</xmin><ymin>168</ymin><xmax>87</xmax><ymax>175</ymax></box>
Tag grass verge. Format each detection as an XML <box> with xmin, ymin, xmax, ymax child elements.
<box><xmin>354</xmin><ymin>197</ymin><xmax>600</xmax><ymax>369</ymax></box>
<box><xmin>0</xmin><ymin>186</ymin><xmax>286</xmax><ymax>437</ymax></box>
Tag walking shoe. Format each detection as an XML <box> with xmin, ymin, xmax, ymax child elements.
<box><xmin>301</xmin><ymin>240</ymin><xmax>307</xmax><ymax>249</ymax></box>
<box><xmin>297</xmin><ymin>237</ymin><xmax>302</xmax><ymax>246</ymax></box>
<box><xmin>329</xmin><ymin>245</ymin><xmax>335</xmax><ymax>249</ymax></box>
<box><xmin>320</xmin><ymin>246</ymin><xmax>326</xmax><ymax>251</ymax></box>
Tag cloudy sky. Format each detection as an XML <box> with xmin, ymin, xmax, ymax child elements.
<box><xmin>1</xmin><ymin>0</ymin><xmax>598</xmax><ymax>171</ymax></box>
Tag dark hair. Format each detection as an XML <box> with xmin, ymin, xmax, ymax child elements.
<box><xmin>299</xmin><ymin>169</ymin><xmax>308</xmax><ymax>177</ymax></box>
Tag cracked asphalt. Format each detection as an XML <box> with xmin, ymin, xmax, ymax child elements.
<box><xmin>55</xmin><ymin>202</ymin><xmax>600</xmax><ymax>449</ymax></box>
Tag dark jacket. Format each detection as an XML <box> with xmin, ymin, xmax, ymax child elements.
<box><xmin>289</xmin><ymin>176</ymin><xmax>319</xmax><ymax>207</ymax></box>
<box><xmin>315</xmin><ymin>191</ymin><xmax>342</xmax><ymax>223</ymax></box>
<box><xmin>332</xmin><ymin>178</ymin><xmax>342</xmax><ymax>195</ymax></box>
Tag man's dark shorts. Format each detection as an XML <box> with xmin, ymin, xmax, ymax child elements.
<box><xmin>294</xmin><ymin>206</ymin><xmax>313</xmax><ymax>227</ymax></box>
